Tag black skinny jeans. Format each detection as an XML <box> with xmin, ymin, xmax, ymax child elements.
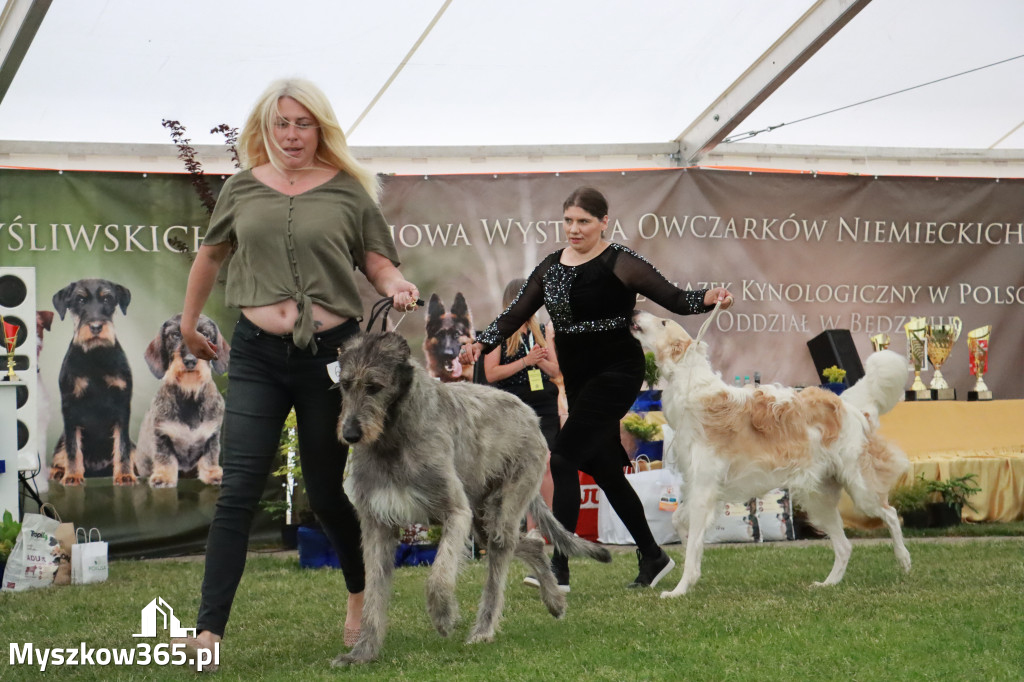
<box><xmin>197</xmin><ymin>314</ymin><xmax>363</xmax><ymax>636</ymax></box>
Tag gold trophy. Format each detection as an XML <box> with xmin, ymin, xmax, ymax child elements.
<box><xmin>967</xmin><ymin>325</ymin><xmax>992</xmax><ymax>401</ymax></box>
<box><xmin>1</xmin><ymin>316</ymin><xmax>20</xmax><ymax>382</ymax></box>
<box><xmin>869</xmin><ymin>333</ymin><xmax>890</xmax><ymax>352</ymax></box>
<box><xmin>904</xmin><ymin>317</ymin><xmax>930</xmax><ymax>401</ymax></box>
<box><xmin>926</xmin><ymin>317</ymin><xmax>962</xmax><ymax>400</ymax></box>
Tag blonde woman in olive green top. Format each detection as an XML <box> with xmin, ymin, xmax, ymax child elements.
<box><xmin>177</xmin><ymin>78</ymin><xmax>419</xmax><ymax>668</ymax></box>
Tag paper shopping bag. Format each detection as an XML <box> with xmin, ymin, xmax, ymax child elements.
<box><xmin>40</xmin><ymin>504</ymin><xmax>76</xmax><ymax>586</ymax></box>
<box><xmin>1</xmin><ymin>511</ymin><xmax>62</xmax><ymax>592</ymax></box>
<box><xmin>71</xmin><ymin>528</ymin><xmax>108</xmax><ymax>585</ymax></box>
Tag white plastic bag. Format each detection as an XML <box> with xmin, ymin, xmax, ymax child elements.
<box><xmin>71</xmin><ymin>528</ymin><xmax>108</xmax><ymax>585</ymax></box>
<box><xmin>597</xmin><ymin>468</ymin><xmax>684</xmax><ymax>545</ymax></box>
<box><xmin>1</xmin><ymin>512</ymin><xmax>62</xmax><ymax>592</ymax></box>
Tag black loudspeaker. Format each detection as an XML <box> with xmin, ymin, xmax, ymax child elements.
<box><xmin>806</xmin><ymin>329</ymin><xmax>865</xmax><ymax>387</ymax></box>
<box><xmin>0</xmin><ymin>267</ymin><xmax>39</xmax><ymax>471</ymax></box>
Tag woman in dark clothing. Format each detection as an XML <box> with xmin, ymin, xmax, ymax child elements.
<box><xmin>484</xmin><ymin>278</ymin><xmax>562</xmax><ymax>449</ymax></box>
<box><xmin>461</xmin><ymin>187</ymin><xmax>732</xmax><ymax>591</ymax></box>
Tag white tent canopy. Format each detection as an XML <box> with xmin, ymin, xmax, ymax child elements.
<box><xmin>1</xmin><ymin>0</ymin><xmax>1023</xmax><ymax>175</ymax></box>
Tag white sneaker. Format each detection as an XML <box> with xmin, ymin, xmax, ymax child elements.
<box><xmin>523</xmin><ymin>574</ymin><xmax>570</xmax><ymax>593</ymax></box>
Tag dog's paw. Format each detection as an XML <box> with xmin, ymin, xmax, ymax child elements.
<box><xmin>545</xmin><ymin>597</ymin><xmax>567</xmax><ymax>620</ymax></box>
<box><xmin>113</xmin><ymin>473</ymin><xmax>138</xmax><ymax>486</ymax></box>
<box><xmin>427</xmin><ymin>586</ymin><xmax>459</xmax><ymax>637</ymax></box>
<box><xmin>48</xmin><ymin>466</ymin><xmax>66</xmax><ymax>481</ymax></box>
<box><xmin>148</xmin><ymin>475</ymin><xmax>176</xmax><ymax>489</ymax></box>
<box><xmin>61</xmin><ymin>474</ymin><xmax>85</xmax><ymax>487</ymax></box>
<box><xmin>331</xmin><ymin>651</ymin><xmax>374</xmax><ymax>667</ymax></box>
<box><xmin>429</xmin><ymin>601</ymin><xmax>459</xmax><ymax>638</ymax></box>
<box><xmin>199</xmin><ymin>466</ymin><xmax>223</xmax><ymax>486</ymax></box>
<box><xmin>465</xmin><ymin>630</ymin><xmax>495</xmax><ymax>645</ymax></box>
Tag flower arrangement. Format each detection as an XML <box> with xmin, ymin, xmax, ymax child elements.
<box><xmin>621</xmin><ymin>412</ymin><xmax>662</xmax><ymax>442</ymax></box>
<box><xmin>822</xmin><ymin>365</ymin><xmax>847</xmax><ymax>384</ymax></box>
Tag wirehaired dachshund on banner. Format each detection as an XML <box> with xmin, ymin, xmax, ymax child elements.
<box><xmin>135</xmin><ymin>314</ymin><xmax>229</xmax><ymax>488</ymax></box>
<box><xmin>49</xmin><ymin>278</ymin><xmax>135</xmax><ymax>486</ymax></box>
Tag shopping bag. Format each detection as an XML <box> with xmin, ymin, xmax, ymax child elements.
<box><xmin>42</xmin><ymin>504</ymin><xmax>76</xmax><ymax>586</ymax></box>
<box><xmin>1</xmin><ymin>511</ymin><xmax>62</xmax><ymax>592</ymax></box>
<box><xmin>597</xmin><ymin>467</ymin><xmax>684</xmax><ymax>545</ymax></box>
<box><xmin>71</xmin><ymin>528</ymin><xmax>108</xmax><ymax>585</ymax></box>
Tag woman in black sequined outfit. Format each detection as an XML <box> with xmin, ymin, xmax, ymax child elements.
<box><xmin>462</xmin><ymin>187</ymin><xmax>732</xmax><ymax>590</ymax></box>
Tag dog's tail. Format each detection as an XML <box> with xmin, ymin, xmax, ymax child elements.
<box><xmin>527</xmin><ymin>497</ymin><xmax>612</xmax><ymax>563</ymax></box>
<box><xmin>841</xmin><ymin>349</ymin><xmax>906</xmax><ymax>425</ymax></box>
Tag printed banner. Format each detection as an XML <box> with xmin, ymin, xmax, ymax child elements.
<box><xmin>378</xmin><ymin>169</ymin><xmax>1024</xmax><ymax>398</ymax></box>
<box><xmin>1</xmin><ymin>166</ymin><xmax>1022</xmax><ymax>556</ymax></box>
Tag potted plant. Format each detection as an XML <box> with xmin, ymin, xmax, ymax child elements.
<box><xmin>394</xmin><ymin>523</ymin><xmax>443</xmax><ymax>567</ymax></box>
<box><xmin>262</xmin><ymin>410</ymin><xmax>318</xmax><ymax>550</ymax></box>
<box><xmin>889</xmin><ymin>475</ymin><xmax>931</xmax><ymax>528</ymax></box>
<box><xmin>925</xmin><ymin>473</ymin><xmax>981</xmax><ymax>527</ymax></box>
<box><xmin>621</xmin><ymin>412</ymin><xmax>664</xmax><ymax>464</ymax></box>
<box><xmin>821</xmin><ymin>365</ymin><xmax>847</xmax><ymax>394</ymax></box>
<box><xmin>0</xmin><ymin>510</ymin><xmax>22</xmax><ymax>576</ymax></box>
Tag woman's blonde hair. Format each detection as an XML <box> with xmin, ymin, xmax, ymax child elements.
<box><xmin>238</xmin><ymin>78</ymin><xmax>380</xmax><ymax>201</ymax></box>
<box><xmin>502</xmin><ymin>278</ymin><xmax>546</xmax><ymax>356</ymax></box>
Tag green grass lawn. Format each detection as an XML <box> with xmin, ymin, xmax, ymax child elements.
<box><xmin>3</xmin><ymin>537</ymin><xmax>1023</xmax><ymax>681</ymax></box>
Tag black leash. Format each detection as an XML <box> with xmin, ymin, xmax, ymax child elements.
<box><xmin>366</xmin><ymin>296</ymin><xmax>425</xmax><ymax>334</ymax></box>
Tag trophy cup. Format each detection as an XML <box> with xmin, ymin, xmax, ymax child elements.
<box><xmin>926</xmin><ymin>317</ymin><xmax>962</xmax><ymax>400</ymax></box>
<box><xmin>904</xmin><ymin>317</ymin><xmax>931</xmax><ymax>401</ymax></box>
<box><xmin>967</xmin><ymin>325</ymin><xmax>992</xmax><ymax>401</ymax></box>
<box><xmin>869</xmin><ymin>333</ymin><xmax>890</xmax><ymax>352</ymax></box>
<box><xmin>1</xmin><ymin>316</ymin><xmax>20</xmax><ymax>382</ymax></box>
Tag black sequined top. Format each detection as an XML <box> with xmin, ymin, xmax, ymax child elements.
<box><xmin>478</xmin><ymin>243</ymin><xmax>710</xmax><ymax>351</ymax></box>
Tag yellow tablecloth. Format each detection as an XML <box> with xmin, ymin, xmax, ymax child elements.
<box><xmin>841</xmin><ymin>399</ymin><xmax>1024</xmax><ymax>527</ymax></box>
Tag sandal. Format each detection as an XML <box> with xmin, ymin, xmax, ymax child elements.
<box><xmin>344</xmin><ymin>625</ymin><xmax>360</xmax><ymax>647</ymax></box>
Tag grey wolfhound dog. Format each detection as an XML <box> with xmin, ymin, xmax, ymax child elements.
<box><xmin>331</xmin><ymin>332</ymin><xmax>611</xmax><ymax>666</ymax></box>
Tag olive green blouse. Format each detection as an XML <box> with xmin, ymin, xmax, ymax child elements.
<box><xmin>203</xmin><ymin>169</ymin><xmax>400</xmax><ymax>350</ymax></box>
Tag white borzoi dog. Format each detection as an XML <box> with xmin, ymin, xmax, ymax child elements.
<box><xmin>631</xmin><ymin>312</ymin><xmax>911</xmax><ymax>598</ymax></box>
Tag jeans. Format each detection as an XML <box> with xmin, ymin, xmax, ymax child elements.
<box><xmin>197</xmin><ymin>314</ymin><xmax>363</xmax><ymax>636</ymax></box>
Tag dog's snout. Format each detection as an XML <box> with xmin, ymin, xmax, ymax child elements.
<box><xmin>182</xmin><ymin>355</ymin><xmax>199</xmax><ymax>371</ymax></box>
<box><xmin>342</xmin><ymin>420</ymin><xmax>363</xmax><ymax>444</ymax></box>
<box><xmin>88</xmin><ymin>322</ymin><xmax>105</xmax><ymax>335</ymax></box>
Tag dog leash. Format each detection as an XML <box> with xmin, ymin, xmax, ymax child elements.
<box><xmin>692</xmin><ymin>300</ymin><xmax>724</xmax><ymax>347</ymax></box>
<box><xmin>366</xmin><ymin>296</ymin><xmax>425</xmax><ymax>334</ymax></box>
